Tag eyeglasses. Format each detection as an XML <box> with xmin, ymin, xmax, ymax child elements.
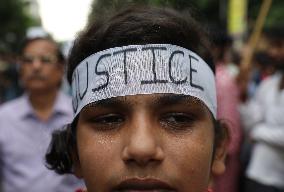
<box><xmin>21</xmin><ymin>54</ymin><xmax>58</xmax><ymax>65</ymax></box>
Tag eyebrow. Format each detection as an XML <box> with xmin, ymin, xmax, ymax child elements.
<box><xmin>153</xmin><ymin>94</ymin><xmax>195</xmax><ymax>107</ymax></box>
<box><xmin>85</xmin><ymin>97</ymin><xmax>133</xmax><ymax>110</ymax></box>
<box><xmin>86</xmin><ymin>94</ymin><xmax>200</xmax><ymax>110</ymax></box>
<box><xmin>152</xmin><ymin>94</ymin><xmax>209</xmax><ymax>118</ymax></box>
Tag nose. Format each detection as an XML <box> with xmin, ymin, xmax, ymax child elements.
<box><xmin>31</xmin><ymin>57</ymin><xmax>43</xmax><ymax>70</ymax></box>
<box><xmin>122</xmin><ymin>113</ymin><xmax>165</xmax><ymax>166</ymax></box>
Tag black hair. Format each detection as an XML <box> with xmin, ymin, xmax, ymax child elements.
<box><xmin>67</xmin><ymin>6</ymin><xmax>214</xmax><ymax>83</ymax></box>
<box><xmin>211</xmin><ymin>28</ymin><xmax>232</xmax><ymax>62</ymax></box>
<box><xmin>46</xmin><ymin>124</ymin><xmax>76</xmax><ymax>174</ymax></box>
<box><xmin>46</xmin><ymin>6</ymin><xmax>227</xmax><ymax>174</ymax></box>
<box><xmin>253</xmin><ymin>51</ymin><xmax>273</xmax><ymax>67</ymax></box>
<box><xmin>20</xmin><ymin>36</ymin><xmax>65</xmax><ymax>64</ymax></box>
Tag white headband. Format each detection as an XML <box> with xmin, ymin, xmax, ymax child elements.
<box><xmin>72</xmin><ymin>44</ymin><xmax>217</xmax><ymax>118</ymax></box>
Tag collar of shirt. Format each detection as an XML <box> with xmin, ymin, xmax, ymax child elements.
<box><xmin>17</xmin><ymin>92</ymin><xmax>72</xmax><ymax>120</ymax></box>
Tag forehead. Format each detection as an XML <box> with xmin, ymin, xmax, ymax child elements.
<box><xmin>84</xmin><ymin>94</ymin><xmax>211</xmax><ymax>115</ymax></box>
<box><xmin>23</xmin><ymin>39</ymin><xmax>58</xmax><ymax>55</ymax></box>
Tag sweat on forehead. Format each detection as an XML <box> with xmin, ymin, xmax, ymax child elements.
<box><xmin>67</xmin><ymin>6</ymin><xmax>214</xmax><ymax>83</ymax></box>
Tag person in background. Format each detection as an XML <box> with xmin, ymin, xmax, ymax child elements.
<box><xmin>240</xmin><ymin>26</ymin><xmax>284</xmax><ymax>192</ymax></box>
<box><xmin>0</xmin><ymin>56</ymin><xmax>23</xmax><ymax>104</ymax></box>
<box><xmin>212</xmin><ymin>30</ymin><xmax>243</xmax><ymax>192</ymax></box>
<box><xmin>246</xmin><ymin>51</ymin><xmax>275</xmax><ymax>99</ymax></box>
<box><xmin>0</xmin><ymin>35</ymin><xmax>83</xmax><ymax>192</ymax></box>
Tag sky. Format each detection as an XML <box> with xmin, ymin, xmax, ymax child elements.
<box><xmin>37</xmin><ymin>0</ymin><xmax>93</xmax><ymax>41</ymax></box>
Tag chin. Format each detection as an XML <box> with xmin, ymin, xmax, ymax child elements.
<box><xmin>27</xmin><ymin>85</ymin><xmax>50</xmax><ymax>93</ymax></box>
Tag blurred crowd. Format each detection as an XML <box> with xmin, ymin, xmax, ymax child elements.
<box><xmin>0</xmin><ymin>14</ymin><xmax>283</xmax><ymax>192</ymax></box>
<box><xmin>0</xmin><ymin>29</ymin><xmax>82</xmax><ymax>192</ymax></box>
<box><xmin>211</xmin><ymin>26</ymin><xmax>284</xmax><ymax>192</ymax></box>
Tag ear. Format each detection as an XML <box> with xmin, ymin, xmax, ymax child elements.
<box><xmin>211</xmin><ymin>137</ymin><xmax>227</xmax><ymax>176</ymax></box>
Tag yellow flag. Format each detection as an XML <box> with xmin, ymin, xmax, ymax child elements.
<box><xmin>228</xmin><ymin>0</ymin><xmax>247</xmax><ymax>35</ymax></box>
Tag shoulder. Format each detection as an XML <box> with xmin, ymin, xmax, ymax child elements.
<box><xmin>251</xmin><ymin>73</ymin><xmax>282</xmax><ymax>102</ymax></box>
<box><xmin>0</xmin><ymin>96</ymin><xmax>25</xmax><ymax>141</ymax></box>
<box><xmin>216</xmin><ymin>65</ymin><xmax>236</xmax><ymax>90</ymax></box>
<box><xmin>258</xmin><ymin>73</ymin><xmax>281</xmax><ymax>91</ymax></box>
<box><xmin>0</xmin><ymin>96</ymin><xmax>25</xmax><ymax>118</ymax></box>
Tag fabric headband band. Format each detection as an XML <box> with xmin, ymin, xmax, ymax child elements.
<box><xmin>71</xmin><ymin>44</ymin><xmax>217</xmax><ymax>118</ymax></box>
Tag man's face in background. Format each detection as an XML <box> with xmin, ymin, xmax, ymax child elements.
<box><xmin>266</xmin><ymin>36</ymin><xmax>284</xmax><ymax>73</ymax></box>
<box><xmin>19</xmin><ymin>39</ymin><xmax>64</xmax><ymax>93</ymax></box>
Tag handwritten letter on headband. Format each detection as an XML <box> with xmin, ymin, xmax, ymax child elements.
<box><xmin>72</xmin><ymin>44</ymin><xmax>217</xmax><ymax>118</ymax></box>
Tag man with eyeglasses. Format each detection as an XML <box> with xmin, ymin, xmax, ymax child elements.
<box><xmin>0</xmin><ymin>36</ymin><xmax>83</xmax><ymax>192</ymax></box>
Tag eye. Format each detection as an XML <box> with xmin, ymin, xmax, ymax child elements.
<box><xmin>41</xmin><ymin>55</ymin><xmax>57</xmax><ymax>64</ymax></box>
<box><xmin>21</xmin><ymin>55</ymin><xmax>34</xmax><ymax>64</ymax></box>
<box><xmin>88</xmin><ymin>113</ymin><xmax>125</xmax><ymax>131</ymax></box>
<box><xmin>160</xmin><ymin>112</ymin><xmax>195</xmax><ymax>131</ymax></box>
<box><xmin>93</xmin><ymin>114</ymin><xmax>124</xmax><ymax>124</ymax></box>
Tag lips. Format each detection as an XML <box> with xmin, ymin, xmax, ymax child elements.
<box><xmin>112</xmin><ymin>178</ymin><xmax>176</xmax><ymax>192</ymax></box>
<box><xmin>28</xmin><ymin>75</ymin><xmax>46</xmax><ymax>81</ymax></box>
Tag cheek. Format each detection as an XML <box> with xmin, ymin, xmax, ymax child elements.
<box><xmin>20</xmin><ymin>66</ymin><xmax>30</xmax><ymax>79</ymax></box>
<box><xmin>166</xmin><ymin>127</ymin><xmax>214</xmax><ymax>190</ymax></box>
<box><xmin>76</xmin><ymin>126</ymin><xmax>121</xmax><ymax>188</ymax></box>
<box><xmin>49</xmin><ymin>67</ymin><xmax>62</xmax><ymax>78</ymax></box>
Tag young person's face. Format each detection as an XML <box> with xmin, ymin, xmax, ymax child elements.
<box><xmin>74</xmin><ymin>94</ymin><xmax>225</xmax><ymax>192</ymax></box>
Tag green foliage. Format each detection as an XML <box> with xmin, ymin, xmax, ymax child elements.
<box><xmin>88</xmin><ymin>0</ymin><xmax>284</xmax><ymax>32</ymax></box>
<box><xmin>248</xmin><ymin>0</ymin><xmax>284</xmax><ymax>28</ymax></box>
<box><xmin>0</xmin><ymin>0</ymin><xmax>39</xmax><ymax>54</ymax></box>
<box><xmin>88</xmin><ymin>0</ymin><xmax>226</xmax><ymax>31</ymax></box>
<box><xmin>88</xmin><ymin>0</ymin><xmax>210</xmax><ymax>21</ymax></box>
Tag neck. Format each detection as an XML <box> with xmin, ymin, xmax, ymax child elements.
<box><xmin>29</xmin><ymin>89</ymin><xmax>58</xmax><ymax>121</ymax></box>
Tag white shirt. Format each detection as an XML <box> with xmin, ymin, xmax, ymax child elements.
<box><xmin>240</xmin><ymin>73</ymin><xmax>284</xmax><ymax>188</ymax></box>
<box><xmin>0</xmin><ymin>92</ymin><xmax>83</xmax><ymax>192</ymax></box>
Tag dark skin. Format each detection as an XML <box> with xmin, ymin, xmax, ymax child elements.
<box><xmin>73</xmin><ymin>94</ymin><xmax>226</xmax><ymax>192</ymax></box>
